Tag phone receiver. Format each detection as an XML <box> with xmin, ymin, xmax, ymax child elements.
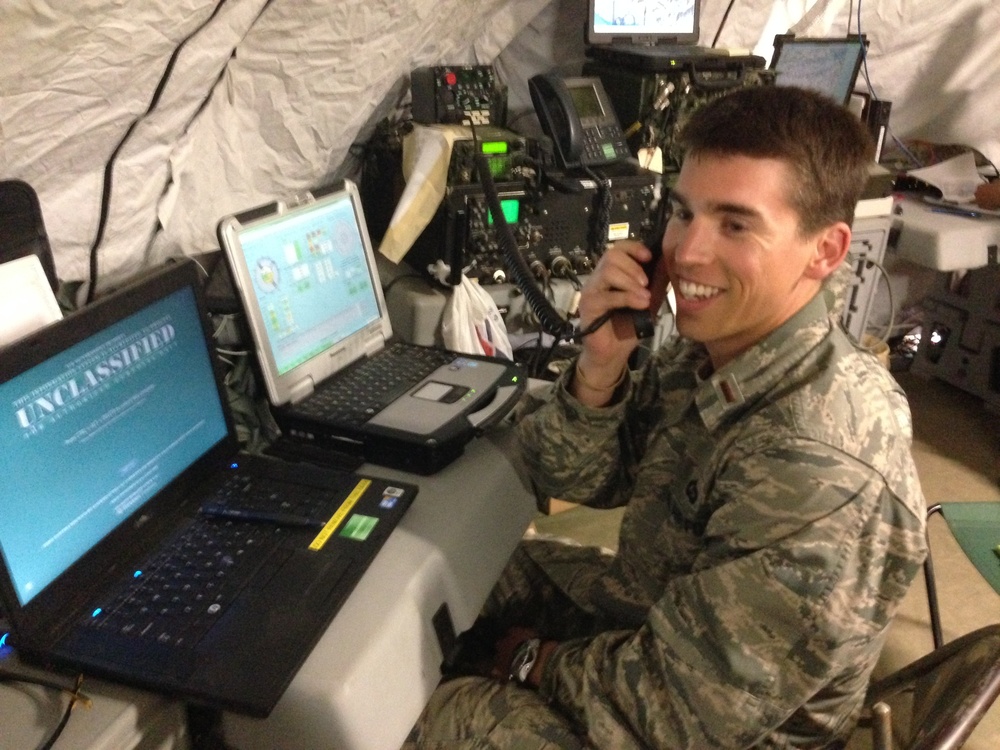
<box><xmin>528</xmin><ymin>73</ymin><xmax>583</xmax><ymax>168</ymax></box>
<box><xmin>621</xmin><ymin>197</ymin><xmax>670</xmax><ymax>339</ymax></box>
<box><xmin>630</xmin><ymin>306</ymin><xmax>657</xmax><ymax>340</ymax></box>
<box><xmin>628</xmin><ymin>252</ymin><xmax>663</xmax><ymax>339</ymax></box>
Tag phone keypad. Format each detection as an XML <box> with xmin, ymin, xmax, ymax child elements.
<box><xmin>581</xmin><ymin>124</ymin><xmax>630</xmax><ymax>166</ymax></box>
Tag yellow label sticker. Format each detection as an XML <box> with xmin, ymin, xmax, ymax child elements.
<box><xmin>308</xmin><ymin>479</ymin><xmax>372</xmax><ymax>550</ymax></box>
<box><xmin>607</xmin><ymin>222</ymin><xmax>630</xmax><ymax>241</ymax></box>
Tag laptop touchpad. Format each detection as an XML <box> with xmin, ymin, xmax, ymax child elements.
<box><xmin>263</xmin><ymin>550</ymin><xmax>354</xmax><ymax>605</ymax></box>
<box><xmin>413</xmin><ymin>381</ymin><xmax>468</xmax><ymax>404</ymax></box>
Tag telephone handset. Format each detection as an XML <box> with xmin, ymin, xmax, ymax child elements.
<box><xmin>528</xmin><ymin>73</ymin><xmax>630</xmax><ymax>169</ymax></box>
<box><xmin>627</xmin><ymin>196</ymin><xmax>670</xmax><ymax>339</ymax></box>
<box><xmin>576</xmin><ymin>195</ymin><xmax>669</xmax><ymax>341</ymax></box>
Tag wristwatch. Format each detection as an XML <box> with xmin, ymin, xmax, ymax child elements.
<box><xmin>509</xmin><ymin>637</ymin><xmax>541</xmax><ymax>684</ymax></box>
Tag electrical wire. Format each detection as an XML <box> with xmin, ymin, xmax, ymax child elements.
<box><xmin>855</xmin><ymin>1</ymin><xmax>878</xmax><ymax>100</ymax></box>
<box><xmin>850</xmin><ymin>252</ymin><xmax>896</xmax><ymax>345</ymax></box>
<box><xmin>711</xmin><ymin>0</ymin><xmax>739</xmax><ymax>48</ymax></box>
<box><xmin>38</xmin><ymin>675</ymin><xmax>85</xmax><ymax>750</ymax></box>
<box><xmin>84</xmin><ymin>0</ymin><xmax>235</xmax><ymax>303</ymax></box>
<box><xmin>475</xmin><ymin>151</ymin><xmax>575</xmax><ymax>342</ymax></box>
<box><xmin>0</xmin><ymin>669</ymin><xmax>89</xmax><ymax>749</ymax></box>
<box><xmin>583</xmin><ymin>165</ymin><xmax>613</xmax><ymax>259</ymax></box>
<box><xmin>853</xmin><ymin>0</ymin><xmax>923</xmax><ymax>169</ymax></box>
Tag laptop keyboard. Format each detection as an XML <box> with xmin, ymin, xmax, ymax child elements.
<box><xmin>83</xmin><ymin>517</ymin><xmax>285</xmax><ymax>649</ymax></box>
<box><xmin>200</xmin><ymin>468</ymin><xmax>353</xmax><ymax>527</ymax></box>
<box><xmin>305</xmin><ymin>342</ymin><xmax>457</xmax><ymax>425</ymax></box>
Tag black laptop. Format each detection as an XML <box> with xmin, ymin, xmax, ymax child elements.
<box><xmin>584</xmin><ymin>0</ymin><xmax>725</xmax><ymax>71</ymax></box>
<box><xmin>216</xmin><ymin>179</ymin><xmax>525</xmax><ymax>475</ymax></box>
<box><xmin>0</xmin><ymin>259</ymin><xmax>417</xmax><ymax>716</ymax></box>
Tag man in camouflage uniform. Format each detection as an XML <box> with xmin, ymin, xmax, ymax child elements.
<box><xmin>405</xmin><ymin>86</ymin><xmax>927</xmax><ymax>749</ymax></box>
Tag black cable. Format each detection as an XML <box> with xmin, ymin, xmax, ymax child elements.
<box><xmin>573</xmin><ymin>309</ymin><xmax>619</xmax><ymax>340</ymax></box>
<box><xmin>85</xmin><ymin>0</ymin><xmax>232</xmax><ymax>302</ymax></box>
<box><xmin>854</xmin><ymin>0</ymin><xmax>922</xmax><ymax>169</ymax></box>
<box><xmin>0</xmin><ymin>669</ymin><xmax>86</xmax><ymax>750</ymax></box>
<box><xmin>84</xmin><ymin>0</ymin><xmax>281</xmax><ymax>303</ymax></box>
<box><xmin>711</xmin><ymin>0</ymin><xmax>739</xmax><ymax>48</ymax></box>
<box><xmin>530</xmin><ymin>336</ymin><xmax>545</xmax><ymax>378</ymax></box>
<box><xmin>37</xmin><ymin>676</ymin><xmax>83</xmax><ymax>750</ymax></box>
<box><xmin>475</xmin><ymin>152</ymin><xmax>575</xmax><ymax>342</ymax></box>
<box><xmin>856</xmin><ymin>1</ymin><xmax>877</xmax><ymax>100</ymax></box>
<box><xmin>583</xmin><ymin>165</ymin><xmax>612</xmax><ymax>260</ymax></box>
<box><xmin>0</xmin><ymin>671</ymin><xmax>78</xmax><ymax>694</ymax></box>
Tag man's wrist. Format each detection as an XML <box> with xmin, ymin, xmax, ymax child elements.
<box><xmin>571</xmin><ymin>357</ymin><xmax>628</xmax><ymax>408</ymax></box>
<box><xmin>574</xmin><ymin>360</ymin><xmax>628</xmax><ymax>392</ymax></box>
<box><xmin>526</xmin><ymin>640</ymin><xmax>558</xmax><ymax>688</ymax></box>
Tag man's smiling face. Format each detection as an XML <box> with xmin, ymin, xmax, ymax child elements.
<box><xmin>661</xmin><ymin>152</ymin><xmax>845</xmax><ymax>370</ymax></box>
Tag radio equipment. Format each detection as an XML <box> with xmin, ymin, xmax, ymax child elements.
<box><xmin>404</xmin><ymin>161</ymin><xmax>660</xmax><ymax>287</ymax></box>
<box><xmin>446</xmin><ymin>127</ymin><xmax>534</xmax><ymax>185</ymax></box>
<box><xmin>582</xmin><ymin>56</ymin><xmax>771</xmax><ymax>172</ymax></box>
<box><xmin>411</xmin><ymin>65</ymin><xmax>508</xmax><ymax>126</ymax></box>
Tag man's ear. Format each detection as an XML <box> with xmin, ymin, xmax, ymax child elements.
<box><xmin>804</xmin><ymin>222</ymin><xmax>852</xmax><ymax>281</ymax></box>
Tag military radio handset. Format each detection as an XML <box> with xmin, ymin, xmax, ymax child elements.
<box><xmin>587</xmin><ymin>197</ymin><xmax>668</xmax><ymax>340</ymax></box>
<box><xmin>629</xmin><ymin>197</ymin><xmax>669</xmax><ymax>339</ymax></box>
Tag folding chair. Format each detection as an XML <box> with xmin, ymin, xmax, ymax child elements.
<box><xmin>858</xmin><ymin>501</ymin><xmax>1000</xmax><ymax>748</ymax></box>
<box><xmin>863</xmin><ymin>623</ymin><xmax>1000</xmax><ymax>749</ymax></box>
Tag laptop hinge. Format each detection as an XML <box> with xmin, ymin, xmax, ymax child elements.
<box><xmin>288</xmin><ymin>377</ymin><xmax>316</xmax><ymax>404</ymax></box>
<box><xmin>608</xmin><ymin>36</ymin><xmax>679</xmax><ymax>47</ymax></box>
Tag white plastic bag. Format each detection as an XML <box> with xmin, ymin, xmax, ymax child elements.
<box><xmin>441</xmin><ymin>275</ymin><xmax>513</xmax><ymax>360</ymax></box>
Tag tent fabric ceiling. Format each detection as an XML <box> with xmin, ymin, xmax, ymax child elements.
<box><xmin>1</xmin><ymin>0</ymin><xmax>998</xmax><ymax>289</ymax></box>
<box><xmin>0</xmin><ymin>0</ymin><xmax>550</xmax><ymax>289</ymax></box>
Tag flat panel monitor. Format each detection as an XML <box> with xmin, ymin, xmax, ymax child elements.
<box><xmin>769</xmin><ymin>34</ymin><xmax>868</xmax><ymax>105</ymax></box>
<box><xmin>587</xmin><ymin>0</ymin><xmax>700</xmax><ymax>46</ymax></box>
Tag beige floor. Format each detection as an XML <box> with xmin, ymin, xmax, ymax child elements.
<box><xmin>532</xmin><ymin>369</ymin><xmax>1000</xmax><ymax>748</ymax></box>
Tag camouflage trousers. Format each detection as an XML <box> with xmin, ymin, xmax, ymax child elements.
<box><xmin>402</xmin><ymin>539</ymin><xmax>615</xmax><ymax>749</ymax></box>
<box><xmin>400</xmin><ymin>676</ymin><xmax>584</xmax><ymax>750</ymax></box>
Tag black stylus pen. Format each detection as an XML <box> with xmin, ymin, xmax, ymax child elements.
<box><xmin>930</xmin><ymin>206</ymin><xmax>985</xmax><ymax>219</ymax></box>
<box><xmin>199</xmin><ymin>504</ymin><xmax>325</xmax><ymax>528</ymax></box>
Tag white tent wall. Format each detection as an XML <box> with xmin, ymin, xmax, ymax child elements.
<box><xmin>1</xmin><ymin>0</ymin><xmax>998</xmax><ymax>291</ymax></box>
<box><xmin>702</xmin><ymin>0</ymin><xmax>1000</xmax><ymax>168</ymax></box>
<box><xmin>0</xmin><ymin>0</ymin><xmax>550</xmax><ymax>290</ymax></box>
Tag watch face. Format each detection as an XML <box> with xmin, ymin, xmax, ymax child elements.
<box><xmin>511</xmin><ymin>638</ymin><xmax>540</xmax><ymax>683</ymax></box>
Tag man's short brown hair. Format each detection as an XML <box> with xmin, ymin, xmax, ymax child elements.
<box><xmin>676</xmin><ymin>86</ymin><xmax>875</xmax><ymax>235</ymax></box>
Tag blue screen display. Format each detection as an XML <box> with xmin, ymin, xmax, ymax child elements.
<box><xmin>592</xmin><ymin>0</ymin><xmax>697</xmax><ymax>38</ymax></box>
<box><xmin>237</xmin><ymin>193</ymin><xmax>381</xmax><ymax>375</ymax></box>
<box><xmin>0</xmin><ymin>285</ymin><xmax>229</xmax><ymax>606</ymax></box>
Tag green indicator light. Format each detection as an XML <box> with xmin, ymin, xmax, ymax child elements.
<box><xmin>500</xmin><ymin>199</ymin><xmax>519</xmax><ymax>223</ymax></box>
<box><xmin>487</xmin><ymin>198</ymin><xmax>520</xmax><ymax>226</ymax></box>
<box><xmin>481</xmin><ymin>141</ymin><xmax>508</xmax><ymax>154</ymax></box>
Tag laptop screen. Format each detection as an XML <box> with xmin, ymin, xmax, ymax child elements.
<box><xmin>0</xmin><ymin>284</ymin><xmax>228</xmax><ymax>607</ymax></box>
<box><xmin>231</xmin><ymin>190</ymin><xmax>382</xmax><ymax>377</ymax></box>
<box><xmin>587</xmin><ymin>0</ymin><xmax>700</xmax><ymax>45</ymax></box>
<box><xmin>218</xmin><ymin>181</ymin><xmax>392</xmax><ymax>408</ymax></box>
<box><xmin>769</xmin><ymin>35</ymin><xmax>867</xmax><ymax>105</ymax></box>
